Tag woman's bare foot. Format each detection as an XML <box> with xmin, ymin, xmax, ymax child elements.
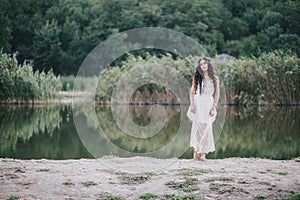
<box><xmin>193</xmin><ymin>152</ymin><xmax>200</xmax><ymax>160</ymax></box>
<box><xmin>200</xmin><ymin>153</ymin><xmax>206</xmax><ymax>161</ymax></box>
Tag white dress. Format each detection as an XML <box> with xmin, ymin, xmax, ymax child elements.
<box><xmin>187</xmin><ymin>79</ymin><xmax>216</xmax><ymax>154</ymax></box>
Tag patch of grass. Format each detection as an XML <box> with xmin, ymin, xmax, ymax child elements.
<box><xmin>139</xmin><ymin>193</ymin><xmax>159</xmax><ymax>200</ymax></box>
<box><xmin>204</xmin><ymin>177</ymin><xmax>234</xmax><ymax>182</ymax></box>
<box><xmin>278</xmin><ymin>172</ymin><xmax>288</xmax><ymax>176</ymax></box>
<box><xmin>81</xmin><ymin>181</ymin><xmax>98</xmax><ymax>187</ymax></box>
<box><xmin>99</xmin><ymin>192</ymin><xmax>124</xmax><ymax>200</ymax></box>
<box><xmin>166</xmin><ymin>178</ymin><xmax>198</xmax><ymax>192</ymax></box>
<box><xmin>209</xmin><ymin>183</ymin><xmax>233</xmax><ymax>194</ymax></box>
<box><xmin>277</xmin><ymin>193</ymin><xmax>300</xmax><ymax>200</ymax></box>
<box><xmin>6</xmin><ymin>196</ymin><xmax>20</xmax><ymax>200</ymax></box>
<box><xmin>255</xmin><ymin>195</ymin><xmax>266</xmax><ymax>199</ymax></box>
<box><xmin>119</xmin><ymin>172</ymin><xmax>153</xmax><ymax>184</ymax></box>
<box><xmin>162</xmin><ymin>194</ymin><xmax>204</xmax><ymax>200</ymax></box>
<box><xmin>176</xmin><ymin>168</ymin><xmax>211</xmax><ymax>176</ymax></box>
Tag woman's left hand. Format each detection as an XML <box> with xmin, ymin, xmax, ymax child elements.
<box><xmin>209</xmin><ymin>106</ymin><xmax>215</xmax><ymax>117</ymax></box>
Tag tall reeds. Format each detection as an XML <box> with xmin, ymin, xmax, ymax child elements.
<box><xmin>0</xmin><ymin>52</ymin><xmax>61</xmax><ymax>103</ymax></box>
<box><xmin>96</xmin><ymin>51</ymin><xmax>299</xmax><ymax>106</ymax></box>
<box><xmin>217</xmin><ymin>51</ymin><xmax>300</xmax><ymax>105</ymax></box>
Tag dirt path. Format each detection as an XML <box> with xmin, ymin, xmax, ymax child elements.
<box><xmin>0</xmin><ymin>157</ymin><xmax>299</xmax><ymax>200</ymax></box>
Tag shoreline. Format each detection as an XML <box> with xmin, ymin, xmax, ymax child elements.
<box><xmin>1</xmin><ymin>157</ymin><xmax>299</xmax><ymax>200</ymax></box>
<box><xmin>0</xmin><ymin>91</ymin><xmax>299</xmax><ymax>106</ymax></box>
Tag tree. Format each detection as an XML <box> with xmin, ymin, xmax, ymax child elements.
<box><xmin>0</xmin><ymin>0</ymin><xmax>11</xmax><ymax>51</ymax></box>
<box><xmin>33</xmin><ymin>20</ymin><xmax>63</xmax><ymax>74</ymax></box>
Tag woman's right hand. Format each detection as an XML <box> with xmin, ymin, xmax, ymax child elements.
<box><xmin>190</xmin><ymin>104</ymin><xmax>196</xmax><ymax>113</ymax></box>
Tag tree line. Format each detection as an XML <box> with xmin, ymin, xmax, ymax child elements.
<box><xmin>0</xmin><ymin>0</ymin><xmax>299</xmax><ymax>75</ymax></box>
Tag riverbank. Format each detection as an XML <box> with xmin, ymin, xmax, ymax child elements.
<box><xmin>0</xmin><ymin>157</ymin><xmax>299</xmax><ymax>200</ymax></box>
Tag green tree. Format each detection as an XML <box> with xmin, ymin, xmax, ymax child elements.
<box><xmin>273</xmin><ymin>0</ymin><xmax>300</xmax><ymax>35</ymax></box>
<box><xmin>0</xmin><ymin>0</ymin><xmax>11</xmax><ymax>51</ymax></box>
<box><xmin>7</xmin><ymin>0</ymin><xmax>58</xmax><ymax>60</ymax></box>
<box><xmin>33</xmin><ymin>20</ymin><xmax>63</xmax><ymax>74</ymax></box>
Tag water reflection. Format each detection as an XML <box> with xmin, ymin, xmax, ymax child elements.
<box><xmin>207</xmin><ymin>106</ymin><xmax>300</xmax><ymax>160</ymax></box>
<box><xmin>0</xmin><ymin>105</ymin><xmax>299</xmax><ymax>160</ymax></box>
<box><xmin>0</xmin><ymin>105</ymin><xmax>92</xmax><ymax>159</ymax></box>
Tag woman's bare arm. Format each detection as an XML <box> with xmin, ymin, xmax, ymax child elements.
<box><xmin>190</xmin><ymin>86</ymin><xmax>195</xmax><ymax>104</ymax></box>
<box><xmin>213</xmin><ymin>76</ymin><xmax>220</xmax><ymax>107</ymax></box>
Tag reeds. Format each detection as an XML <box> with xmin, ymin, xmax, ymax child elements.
<box><xmin>0</xmin><ymin>52</ymin><xmax>61</xmax><ymax>104</ymax></box>
<box><xmin>217</xmin><ymin>51</ymin><xmax>300</xmax><ymax>105</ymax></box>
<box><xmin>96</xmin><ymin>51</ymin><xmax>299</xmax><ymax>105</ymax></box>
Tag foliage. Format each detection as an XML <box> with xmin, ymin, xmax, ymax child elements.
<box><xmin>0</xmin><ymin>52</ymin><xmax>61</xmax><ymax>103</ymax></box>
<box><xmin>0</xmin><ymin>0</ymin><xmax>11</xmax><ymax>51</ymax></box>
<box><xmin>1</xmin><ymin>0</ymin><xmax>299</xmax><ymax>75</ymax></box>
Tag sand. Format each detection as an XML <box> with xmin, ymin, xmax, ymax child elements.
<box><xmin>0</xmin><ymin>157</ymin><xmax>299</xmax><ymax>200</ymax></box>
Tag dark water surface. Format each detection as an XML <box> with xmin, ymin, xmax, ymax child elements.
<box><xmin>0</xmin><ymin>105</ymin><xmax>299</xmax><ymax>160</ymax></box>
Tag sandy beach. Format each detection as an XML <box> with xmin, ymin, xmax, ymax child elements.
<box><xmin>0</xmin><ymin>157</ymin><xmax>299</xmax><ymax>200</ymax></box>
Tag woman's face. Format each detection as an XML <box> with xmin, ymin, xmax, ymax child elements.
<box><xmin>199</xmin><ymin>59</ymin><xmax>208</xmax><ymax>72</ymax></box>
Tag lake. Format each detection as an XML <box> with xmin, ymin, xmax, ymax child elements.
<box><xmin>0</xmin><ymin>105</ymin><xmax>299</xmax><ymax>160</ymax></box>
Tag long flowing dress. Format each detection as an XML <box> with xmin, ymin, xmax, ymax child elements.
<box><xmin>187</xmin><ymin>79</ymin><xmax>216</xmax><ymax>154</ymax></box>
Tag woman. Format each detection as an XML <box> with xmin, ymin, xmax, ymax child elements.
<box><xmin>187</xmin><ymin>57</ymin><xmax>220</xmax><ymax>161</ymax></box>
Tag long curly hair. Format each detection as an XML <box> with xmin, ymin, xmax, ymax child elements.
<box><xmin>192</xmin><ymin>57</ymin><xmax>217</xmax><ymax>95</ymax></box>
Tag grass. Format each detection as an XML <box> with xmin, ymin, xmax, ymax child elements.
<box><xmin>204</xmin><ymin>177</ymin><xmax>234</xmax><ymax>182</ymax></box>
<box><xmin>119</xmin><ymin>172</ymin><xmax>153</xmax><ymax>184</ymax></box>
<box><xmin>99</xmin><ymin>192</ymin><xmax>124</xmax><ymax>200</ymax></box>
<box><xmin>166</xmin><ymin>178</ymin><xmax>198</xmax><ymax>192</ymax></box>
<box><xmin>255</xmin><ymin>195</ymin><xmax>266</xmax><ymax>199</ymax></box>
<box><xmin>139</xmin><ymin>193</ymin><xmax>159</xmax><ymax>200</ymax></box>
<box><xmin>209</xmin><ymin>183</ymin><xmax>234</xmax><ymax>194</ymax></box>
<box><xmin>6</xmin><ymin>197</ymin><xmax>20</xmax><ymax>200</ymax></box>
<box><xmin>277</xmin><ymin>193</ymin><xmax>300</xmax><ymax>200</ymax></box>
<box><xmin>278</xmin><ymin>172</ymin><xmax>288</xmax><ymax>176</ymax></box>
<box><xmin>176</xmin><ymin>168</ymin><xmax>211</xmax><ymax>176</ymax></box>
<box><xmin>138</xmin><ymin>193</ymin><xmax>204</xmax><ymax>200</ymax></box>
<box><xmin>162</xmin><ymin>194</ymin><xmax>204</xmax><ymax>200</ymax></box>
